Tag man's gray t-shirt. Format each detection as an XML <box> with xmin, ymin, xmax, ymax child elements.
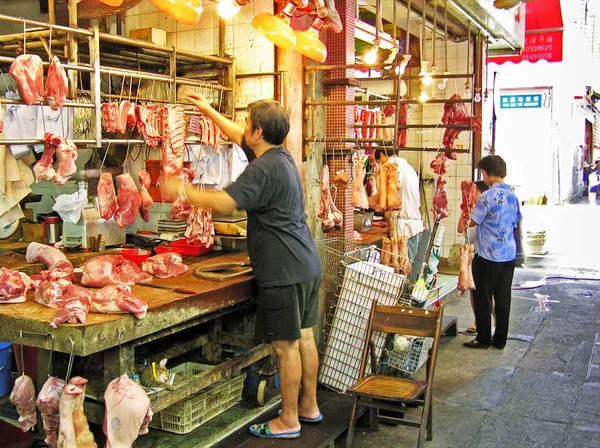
<box><xmin>225</xmin><ymin>146</ymin><xmax>321</xmax><ymax>287</ymax></box>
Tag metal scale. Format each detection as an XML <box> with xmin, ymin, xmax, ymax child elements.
<box><xmin>61</xmin><ymin>148</ymin><xmax>126</xmax><ymax>249</ymax></box>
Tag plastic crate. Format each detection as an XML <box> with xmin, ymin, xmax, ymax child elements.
<box><xmin>149</xmin><ymin>362</ymin><xmax>246</xmax><ymax>434</ymax></box>
<box><xmin>386</xmin><ymin>336</ymin><xmax>433</xmax><ymax>375</ymax></box>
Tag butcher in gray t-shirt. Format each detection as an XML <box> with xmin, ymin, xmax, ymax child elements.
<box><xmin>162</xmin><ymin>95</ymin><xmax>322</xmax><ymax>440</ymax></box>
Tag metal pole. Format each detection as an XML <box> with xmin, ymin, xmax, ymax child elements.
<box><xmin>91</xmin><ymin>27</ymin><xmax>102</xmax><ymax>149</ymax></box>
<box><xmin>48</xmin><ymin>0</ymin><xmax>56</xmax><ymax>24</ymax></box>
<box><xmin>67</xmin><ymin>0</ymin><xmax>78</xmax><ymax>99</ymax></box>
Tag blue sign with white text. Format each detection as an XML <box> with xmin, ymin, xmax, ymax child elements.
<box><xmin>499</xmin><ymin>94</ymin><xmax>542</xmax><ymax>109</ymax></box>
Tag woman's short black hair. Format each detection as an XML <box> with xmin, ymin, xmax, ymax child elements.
<box><xmin>477</xmin><ymin>155</ymin><xmax>507</xmax><ymax>178</ymax></box>
<box><xmin>247</xmin><ymin>100</ymin><xmax>290</xmax><ymax>146</ymax></box>
<box><xmin>374</xmin><ymin>148</ymin><xmax>400</xmax><ymax>161</ymax></box>
<box><xmin>475</xmin><ymin>180</ymin><xmax>489</xmax><ymax>193</ymax></box>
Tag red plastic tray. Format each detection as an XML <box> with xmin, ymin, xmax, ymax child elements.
<box><xmin>169</xmin><ymin>238</ymin><xmax>213</xmax><ymax>256</ymax></box>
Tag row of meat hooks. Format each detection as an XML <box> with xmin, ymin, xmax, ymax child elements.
<box><xmin>11</xmin><ymin>330</ymin><xmax>75</xmax><ymax>382</ymax></box>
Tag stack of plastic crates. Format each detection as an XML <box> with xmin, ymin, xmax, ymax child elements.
<box><xmin>149</xmin><ymin>363</ymin><xmax>246</xmax><ymax>434</ymax></box>
<box><xmin>315</xmin><ymin>239</ymin><xmax>407</xmax><ymax>393</ymax></box>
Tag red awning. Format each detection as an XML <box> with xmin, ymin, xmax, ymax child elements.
<box><xmin>489</xmin><ymin>0</ymin><xmax>564</xmax><ymax>65</ymax></box>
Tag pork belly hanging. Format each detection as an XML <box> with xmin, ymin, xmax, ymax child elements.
<box><xmin>9</xmin><ymin>54</ymin><xmax>44</xmax><ymax>106</ymax></box>
<box><xmin>10</xmin><ymin>374</ymin><xmax>37</xmax><ymax>432</ymax></box>
<box><xmin>98</xmin><ymin>172</ymin><xmax>118</xmax><ymax>220</ymax></box>
<box><xmin>45</xmin><ymin>56</ymin><xmax>68</xmax><ymax>110</ymax></box>
<box><xmin>114</xmin><ymin>173</ymin><xmax>141</xmax><ymax>228</ymax></box>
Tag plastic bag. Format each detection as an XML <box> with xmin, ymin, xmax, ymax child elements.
<box><xmin>52</xmin><ymin>189</ymin><xmax>88</xmax><ymax>224</ymax></box>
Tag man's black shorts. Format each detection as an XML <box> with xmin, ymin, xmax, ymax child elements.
<box><xmin>255</xmin><ymin>276</ymin><xmax>321</xmax><ymax>341</ymax></box>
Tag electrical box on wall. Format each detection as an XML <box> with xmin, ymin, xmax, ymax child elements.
<box><xmin>129</xmin><ymin>28</ymin><xmax>167</xmax><ymax>47</ymax></box>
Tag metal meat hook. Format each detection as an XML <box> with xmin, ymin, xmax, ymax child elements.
<box><xmin>12</xmin><ymin>330</ymin><xmax>55</xmax><ymax>377</ymax></box>
<box><xmin>65</xmin><ymin>336</ymin><xmax>75</xmax><ymax>382</ymax></box>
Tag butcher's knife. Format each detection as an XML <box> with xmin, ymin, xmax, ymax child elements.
<box><xmin>141</xmin><ymin>283</ymin><xmax>198</xmax><ymax>294</ymax></box>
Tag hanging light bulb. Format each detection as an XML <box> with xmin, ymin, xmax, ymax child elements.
<box><xmin>218</xmin><ymin>0</ymin><xmax>243</xmax><ymax>19</ymax></box>
<box><xmin>150</xmin><ymin>0</ymin><xmax>203</xmax><ymax>26</ymax></box>
<box><xmin>365</xmin><ymin>39</ymin><xmax>380</xmax><ymax>65</ymax></box>
<box><xmin>251</xmin><ymin>1</ymin><xmax>298</xmax><ymax>51</ymax></box>
<box><xmin>464</xmin><ymin>80</ymin><xmax>472</xmax><ymax>99</ymax></box>
<box><xmin>474</xmin><ymin>87</ymin><xmax>482</xmax><ymax>103</ymax></box>
<box><xmin>394</xmin><ymin>54</ymin><xmax>411</xmax><ymax>76</ymax></box>
<box><xmin>419</xmin><ymin>61</ymin><xmax>432</xmax><ymax>85</ymax></box>
<box><xmin>419</xmin><ymin>90</ymin><xmax>429</xmax><ymax>102</ymax></box>
<box><xmin>437</xmin><ymin>71</ymin><xmax>450</xmax><ymax>90</ymax></box>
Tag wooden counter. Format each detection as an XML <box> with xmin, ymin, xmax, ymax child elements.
<box><xmin>0</xmin><ymin>250</ymin><xmax>256</xmax><ymax>357</ymax></box>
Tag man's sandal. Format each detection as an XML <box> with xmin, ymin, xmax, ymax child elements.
<box><xmin>248</xmin><ymin>422</ymin><xmax>301</xmax><ymax>439</ymax></box>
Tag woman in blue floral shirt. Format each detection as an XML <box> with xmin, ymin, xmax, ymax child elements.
<box><xmin>464</xmin><ymin>155</ymin><xmax>521</xmax><ymax>350</ymax></box>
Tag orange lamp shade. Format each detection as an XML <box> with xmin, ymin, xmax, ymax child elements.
<box><xmin>251</xmin><ymin>12</ymin><xmax>296</xmax><ymax>51</ymax></box>
<box><xmin>294</xmin><ymin>25</ymin><xmax>326</xmax><ymax>63</ymax></box>
<box><xmin>149</xmin><ymin>0</ymin><xmax>203</xmax><ymax>26</ymax></box>
<box><xmin>96</xmin><ymin>0</ymin><xmax>124</xmax><ymax>6</ymax></box>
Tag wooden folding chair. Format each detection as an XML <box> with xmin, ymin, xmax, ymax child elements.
<box><xmin>345</xmin><ymin>302</ymin><xmax>444</xmax><ymax>448</ymax></box>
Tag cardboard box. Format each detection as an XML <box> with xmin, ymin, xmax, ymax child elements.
<box><xmin>129</xmin><ymin>28</ymin><xmax>167</xmax><ymax>47</ymax></box>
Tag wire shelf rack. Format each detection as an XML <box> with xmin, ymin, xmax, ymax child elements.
<box><xmin>315</xmin><ymin>239</ymin><xmax>408</xmax><ymax>393</ymax></box>
<box><xmin>385</xmin><ymin>336</ymin><xmax>433</xmax><ymax>376</ymax></box>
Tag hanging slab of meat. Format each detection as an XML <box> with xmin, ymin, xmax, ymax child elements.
<box><xmin>441</xmin><ymin>94</ymin><xmax>482</xmax><ymax>158</ymax></box>
<box><xmin>379</xmin><ymin>162</ymin><xmax>388</xmax><ymax>211</ymax></box>
<box><xmin>9</xmin><ymin>54</ymin><xmax>44</xmax><ymax>105</ymax></box>
<box><xmin>0</xmin><ymin>267</ymin><xmax>31</xmax><ymax>303</ymax></box>
<box><xmin>351</xmin><ymin>160</ymin><xmax>369</xmax><ymax>210</ymax></box>
<box><xmin>386</xmin><ymin>161</ymin><xmax>402</xmax><ymax>210</ymax></box>
<box><xmin>57</xmin><ymin>384</ymin><xmax>90</xmax><ymax>447</ymax></box>
<box><xmin>136</xmin><ymin>104</ymin><xmax>162</xmax><ymax>148</ymax></box>
<box><xmin>36</xmin><ymin>376</ymin><xmax>66</xmax><ymax>448</ymax></box>
<box><xmin>67</xmin><ymin>377</ymin><xmax>97</xmax><ymax>447</ymax></box>
<box><xmin>162</xmin><ymin>104</ymin><xmax>186</xmax><ymax>177</ymax></box>
<box><xmin>45</xmin><ymin>56</ymin><xmax>68</xmax><ymax>110</ymax></box>
<box><xmin>395</xmin><ymin>235</ymin><xmax>411</xmax><ymax>276</ymax></box>
<box><xmin>10</xmin><ymin>374</ymin><xmax>37</xmax><ymax>432</ymax></box>
<box><xmin>138</xmin><ymin>170</ymin><xmax>153</xmax><ymax>222</ymax></box>
<box><xmin>115</xmin><ymin>101</ymin><xmax>132</xmax><ymax>134</ymax></box>
<box><xmin>457</xmin><ymin>244</ymin><xmax>475</xmax><ymax>291</ymax></box>
<box><xmin>397</xmin><ymin>104</ymin><xmax>409</xmax><ymax>148</ymax></box>
<box><xmin>458</xmin><ymin>180</ymin><xmax>477</xmax><ymax>233</ymax></box>
<box><xmin>114</xmin><ymin>173</ymin><xmax>141</xmax><ymax>228</ymax></box>
<box><xmin>91</xmin><ymin>284</ymin><xmax>148</xmax><ymax>319</ymax></box>
<box><xmin>33</xmin><ymin>138</ymin><xmax>56</xmax><ymax>182</ymax></box>
<box><xmin>366</xmin><ymin>175</ymin><xmax>379</xmax><ymax>210</ymax></box>
<box><xmin>185</xmin><ymin>206</ymin><xmax>215</xmax><ymax>248</ymax></box>
<box><xmin>127</xmin><ymin>102</ymin><xmax>137</xmax><ymax>129</ymax></box>
<box><xmin>98</xmin><ymin>172</ymin><xmax>118</xmax><ymax>220</ymax></box>
<box><xmin>104</xmin><ymin>374</ymin><xmax>153</xmax><ymax>448</ymax></box>
<box><xmin>81</xmin><ymin>254</ymin><xmax>152</xmax><ymax>287</ymax></box>
<box><xmin>142</xmin><ymin>252</ymin><xmax>188</xmax><ymax>278</ymax></box>
<box><xmin>433</xmin><ymin>176</ymin><xmax>450</xmax><ymax>221</ymax></box>
<box><xmin>43</xmin><ymin>133</ymin><xmax>78</xmax><ymax>186</ymax></box>
<box><xmin>102</xmin><ymin>102</ymin><xmax>119</xmax><ymax>133</ymax></box>
<box><xmin>49</xmin><ymin>284</ymin><xmax>93</xmax><ymax>328</ymax></box>
<box><xmin>26</xmin><ymin>242</ymin><xmax>75</xmax><ymax>281</ymax></box>
<box><xmin>430</xmin><ymin>153</ymin><xmax>448</xmax><ymax>176</ymax></box>
<box><xmin>319</xmin><ymin>165</ymin><xmax>335</xmax><ymax>232</ymax></box>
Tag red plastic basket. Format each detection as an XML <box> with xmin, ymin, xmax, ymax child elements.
<box><xmin>170</xmin><ymin>238</ymin><xmax>213</xmax><ymax>256</ymax></box>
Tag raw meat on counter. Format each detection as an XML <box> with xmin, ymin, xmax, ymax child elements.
<box><xmin>49</xmin><ymin>284</ymin><xmax>93</xmax><ymax>328</ymax></box>
<box><xmin>185</xmin><ymin>206</ymin><xmax>214</xmax><ymax>248</ymax></box>
<box><xmin>104</xmin><ymin>374</ymin><xmax>152</xmax><ymax>448</ymax></box>
<box><xmin>45</xmin><ymin>56</ymin><xmax>68</xmax><ymax>110</ymax></box>
<box><xmin>81</xmin><ymin>255</ymin><xmax>152</xmax><ymax>287</ymax></box>
<box><xmin>68</xmin><ymin>376</ymin><xmax>97</xmax><ymax>447</ymax></box>
<box><xmin>10</xmin><ymin>374</ymin><xmax>37</xmax><ymax>432</ymax></box>
<box><xmin>26</xmin><ymin>242</ymin><xmax>75</xmax><ymax>282</ymax></box>
<box><xmin>98</xmin><ymin>172</ymin><xmax>118</xmax><ymax>220</ymax></box>
<box><xmin>58</xmin><ymin>383</ymin><xmax>97</xmax><ymax>448</ymax></box>
<box><xmin>0</xmin><ymin>267</ymin><xmax>31</xmax><ymax>303</ymax></box>
<box><xmin>91</xmin><ymin>285</ymin><xmax>148</xmax><ymax>319</ymax></box>
<box><xmin>162</xmin><ymin>104</ymin><xmax>186</xmax><ymax>177</ymax></box>
<box><xmin>138</xmin><ymin>170</ymin><xmax>154</xmax><ymax>222</ymax></box>
<box><xmin>36</xmin><ymin>376</ymin><xmax>66</xmax><ymax>448</ymax></box>
<box><xmin>433</xmin><ymin>176</ymin><xmax>450</xmax><ymax>221</ymax></box>
<box><xmin>114</xmin><ymin>173</ymin><xmax>141</xmax><ymax>228</ymax></box>
<box><xmin>9</xmin><ymin>54</ymin><xmax>44</xmax><ymax>105</ymax></box>
<box><xmin>142</xmin><ymin>252</ymin><xmax>188</xmax><ymax>278</ymax></box>
<box><xmin>136</xmin><ymin>104</ymin><xmax>162</xmax><ymax>147</ymax></box>
<box><xmin>43</xmin><ymin>133</ymin><xmax>78</xmax><ymax>186</ymax></box>
<box><xmin>351</xmin><ymin>160</ymin><xmax>369</xmax><ymax>210</ymax></box>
